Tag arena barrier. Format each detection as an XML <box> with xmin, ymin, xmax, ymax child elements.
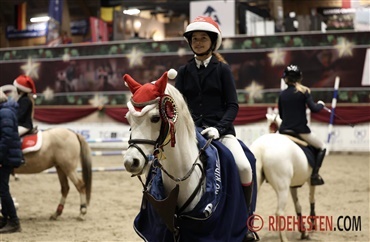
<box><xmin>43</xmin><ymin>138</ymin><xmax>129</xmax><ymax>174</ymax></box>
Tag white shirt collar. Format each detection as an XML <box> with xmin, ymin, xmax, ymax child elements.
<box><xmin>195</xmin><ymin>55</ymin><xmax>212</xmax><ymax>69</ymax></box>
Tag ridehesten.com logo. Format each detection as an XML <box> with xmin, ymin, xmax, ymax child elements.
<box><xmin>247</xmin><ymin>214</ymin><xmax>361</xmax><ymax>232</ymax></box>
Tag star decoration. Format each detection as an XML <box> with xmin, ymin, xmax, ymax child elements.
<box><xmin>245</xmin><ymin>81</ymin><xmax>264</xmax><ymax>101</ymax></box>
<box><xmin>222</xmin><ymin>38</ymin><xmax>234</xmax><ymax>50</ymax></box>
<box><xmin>43</xmin><ymin>87</ymin><xmax>55</xmax><ymax>101</ymax></box>
<box><xmin>62</xmin><ymin>53</ymin><xmax>71</xmax><ymax>62</ymax></box>
<box><xmin>177</xmin><ymin>47</ymin><xmax>187</xmax><ymax>57</ymax></box>
<box><xmin>335</xmin><ymin>38</ymin><xmax>353</xmax><ymax>57</ymax></box>
<box><xmin>89</xmin><ymin>94</ymin><xmax>108</xmax><ymax>110</ymax></box>
<box><xmin>267</xmin><ymin>49</ymin><xmax>286</xmax><ymax>66</ymax></box>
<box><xmin>127</xmin><ymin>47</ymin><xmax>143</xmax><ymax>67</ymax></box>
<box><xmin>21</xmin><ymin>57</ymin><xmax>40</xmax><ymax>79</ymax></box>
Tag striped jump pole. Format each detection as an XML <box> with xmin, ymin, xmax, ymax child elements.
<box><xmin>91</xmin><ymin>150</ymin><xmax>126</xmax><ymax>156</ymax></box>
<box><xmin>326</xmin><ymin>76</ymin><xmax>340</xmax><ymax>154</ymax></box>
<box><xmin>87</xmin><ymin>138</ymin><xmax>128</xmax><ymax>143</ymax></box>
<box><xmin>43</xmin><ymin>166</ymin><xmax>126</xmax><ymax>174</ymax></box>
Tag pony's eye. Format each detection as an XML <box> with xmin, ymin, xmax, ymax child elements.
<box><xmin>150</xmin><ymin>115</ymin><xmax>160</xmax><ymax>123</ymax></box>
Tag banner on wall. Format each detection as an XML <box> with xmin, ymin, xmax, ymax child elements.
<box><xmin>15</xmin><ymin>2</ymin><xmax>27</xmax><ymax>31</ymax></box>
<box><xmin>190</xmin><ymin>0</ymin><xmax>235</xmax><ymax>37</ymax></box>
<box><xmin>90</xmin><ymin>17</ymin><xmax>108</xmax><ymax>42</ymax></box>
<box><xmin>46</xmin><ymin>0</ymin><xmax>64</xmax><ymax>46</ymax></box>
<box><xmin>317</xmin><ymin>7</ymin><xmax>355</xmax><ymax>31</ymax></box>
<box><xmin>6</xmin><ymin>23</ymin><xmax>47</xmax><ymax>39</ymax></box>
<box><xmin>362</xmin><ymin>48</ymin><xmax>370</xmax><ymax>86</ymax></box>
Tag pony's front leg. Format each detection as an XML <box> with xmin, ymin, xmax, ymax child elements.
<box><xmin>50</xmin><ymin>197</ymin><xmax>66</xmax><ymax>220</ymax></box>
<box><xmin>50</xmin><ymin>168</ymin><xmax>70</xmax><ymax>220</ymax></box>
<box><xmin>290</xmin><ymin>187</ymin><xmax>309</xmax><ymax>240</ymax></box>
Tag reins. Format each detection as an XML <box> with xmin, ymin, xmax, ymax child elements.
<box><xmin>153</xmin><ymin>138</ymin><xmax>212</xmax><ymax>183</ymax></box>
<box><xmin>132</xmin><ymin>136</ymin><xmax>212</xmax><ymax>238</ymax></box>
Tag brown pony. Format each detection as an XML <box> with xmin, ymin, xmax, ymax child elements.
<box><xmin>14</xmin><ymin>127</ymin><xmax>92</xmax><ymax>220</ymax></box>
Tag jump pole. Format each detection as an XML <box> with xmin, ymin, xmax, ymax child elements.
<box><xmin>326</xmin><ymin>76</ymin><xmax>340</xmax><ymax>154</ymax></box>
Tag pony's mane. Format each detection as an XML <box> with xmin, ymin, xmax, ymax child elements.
<box><xmin>166</xmin><ymin>84</ymin><xmax>196</xmax><ymax>142</ymax></box>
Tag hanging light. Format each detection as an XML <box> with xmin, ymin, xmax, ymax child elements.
<box><xmin>123</xmin><ymin>9</ymin><xmax>140</xmax><ymax>15</ymax></box>
<box><xmin>30</xmin><ymin>16</ymin><xmax>50</xmax><ymax>23</ymax></box>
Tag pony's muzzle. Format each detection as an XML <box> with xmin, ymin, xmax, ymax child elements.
<box><xmin>123</xmin><ymin>155</ymin><xmax>142</xmax><ymax>174</ymax></box>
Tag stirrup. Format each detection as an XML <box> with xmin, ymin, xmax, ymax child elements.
<box><xmin>311</xmin><ymin>175</ymin><xmax>325</xmax><ymax>186</ymax></box>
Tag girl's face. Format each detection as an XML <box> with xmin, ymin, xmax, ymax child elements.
<box><xmin>191</xmin><ymin>32</ymin><xmax>212</xmax><ymax>54</ymax></box>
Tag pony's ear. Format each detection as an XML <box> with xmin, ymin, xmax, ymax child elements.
<box><xmin>154</xmin><ymin>71</ymin><xmax>168</xmax><ymax>95</ymax></box>
<box><xmin>123</xmin><ymin>74</ymin><xmax>141</xmax><ymax>94</ymax></box>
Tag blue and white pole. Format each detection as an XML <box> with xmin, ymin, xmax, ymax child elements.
<box><xmin>326</xmin><ymin>76</ymin><xmax>340</xmax><ymax>153</ymax></box>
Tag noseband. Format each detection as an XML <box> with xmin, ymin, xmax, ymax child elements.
<box><xmin>127</xmin><ymin>139</ymin><xmax>157</xmax><ymax>168</ymax></box>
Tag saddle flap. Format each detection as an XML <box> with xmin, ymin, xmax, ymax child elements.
<box><xmin>282</xmin><ymin>134</ymin><xmax>308</xmax><ymax>147</ymax></box>
<box><xmin>22</xmin><ymin>131</ymin><xmax>42</xmax><ymax>154</ymax></box>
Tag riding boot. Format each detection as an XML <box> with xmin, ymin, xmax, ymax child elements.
<box><xmin>0</xmin><ymin>218</ymin><xmax>21</xmax><ymax>233</ymax></box>
<box><xmin>243</xmin><ymin>184</ymin><xmax>258</xmax><ymax>241</ymax></box>
<box><xmin>0</xmin><ymin>217</ymin><xmax>7</xmax><ymax>229</ymax></box>
<box><xmin>311</xmin><ymin>149</ymin><xmax>326</xmax><ymax>186</ymax></box>
<box><xmin>242</xmin><ymin>184</ymin><xmax>253</xmax><ymax>216</ymax></box>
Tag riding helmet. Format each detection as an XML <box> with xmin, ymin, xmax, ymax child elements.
<box><xmin>282</xmin><ymin>64</ymin><xmax>303</xmax><ymax>82</ymax></box>
<box><xmin>183</xmin><ymin>16</ymin><xmax>222</xmax><ymax>51</ymax></box>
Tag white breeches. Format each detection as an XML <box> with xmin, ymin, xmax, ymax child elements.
<box><xmin>299</xmin><ymin>132</ymin><xmax>325</xmax><ymax>149</ymax></box>
<box><xmin>18</xmin><ymin>126</ymin><xmax>30</xmax><ymax>136</ymax></box>
<box><xmin>219</xmin><ymin>134</ymin><xmax>253</xmax><ymax>186</ymax></box>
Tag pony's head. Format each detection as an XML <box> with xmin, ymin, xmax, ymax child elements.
<box><xmin>266</xmin><ymin>107</ymin><xmax>281</xmax><ymax>133</ymax></box>
<box><xmin>123</xmin><ymin>70</ymin><xmax>195</xmax><ymax>175</ymax></box>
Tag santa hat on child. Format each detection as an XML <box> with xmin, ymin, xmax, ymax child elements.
<box><xmin>13</xmin><ymin>75</ymin><xmax>36</xmax><ymax>94</ymax></box>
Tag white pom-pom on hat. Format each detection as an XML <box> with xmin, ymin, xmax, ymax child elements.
<box><xmin>167</xmin><ymin>69</ymin><xmax>177</xmax><ymax>80</ymax></box>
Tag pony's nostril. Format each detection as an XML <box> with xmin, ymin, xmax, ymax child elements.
<box><xmin>132</xmin><ymin>158</ymin><xmax>140</xmax><ymax>168</ymax></box>
<box><xmin>123</xmin><ymin>156</ymin><xmax>141</xmax><ymax>173</ymax></box>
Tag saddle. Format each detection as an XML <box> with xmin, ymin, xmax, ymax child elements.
<box><xmin>21</xmin><ymin>128</ymin><xmax>42</xmax><ymax>154</ymax></box>
<box><xmin>279</xmin><ymin>130</ymin><xmax>317</xmax><ymax>169</ymax></box>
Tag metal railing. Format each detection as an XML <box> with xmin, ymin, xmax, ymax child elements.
<box><xmin>32</xmin><ymin>87</ymin><xmax>370</xmax><ymax>106</ymax></box>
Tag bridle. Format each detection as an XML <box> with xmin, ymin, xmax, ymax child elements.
<box><xmin>127</xmin><ymin>122</ymin><xmax>210</xmax><ymax>188</ymax></box>
<box><xmin>127</xmin><ymin>100</ymin><xmax>211</xmax><ymax>214</ymax></box>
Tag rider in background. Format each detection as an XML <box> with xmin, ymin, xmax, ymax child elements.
<box><xmin>278</xmin><ymin>64</ymin><xmax>326</xmax><ymax>186</ymax></box>
<box><xmin>13</xmin><ymin>75</ymin><xmax>36</xmax><ymax>137</ymax></box>
<box><xmin>0</xmin><ymin>90</ymin><xmax>22</xmax><ymax>233</ymax></box>
<box><xmin>175</xmin><ymin>16</ymin><xmax>255</xmax><ymax>240</ymax></box>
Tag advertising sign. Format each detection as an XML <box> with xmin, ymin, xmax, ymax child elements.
<box><xmin>190</xmin><ymin>0</ymin><xmax>235</xmax><ymax>37</ymax></box>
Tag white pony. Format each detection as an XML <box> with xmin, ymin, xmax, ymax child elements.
<box><xmin>250</xmin><ymin>109</ymin><xmax>319</xmax><ymax>242</ymax></box>
<box><xmin>122</xmin><ymin>70</ymin><xmax>257</xmax><ymax>241</ymax></box>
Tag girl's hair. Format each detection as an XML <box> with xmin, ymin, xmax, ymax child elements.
<box><xmin>286</xmin><ymin>81</ymin><xmax>310</xmax><ymax>94</ymax></box>
<box><xmin>27</xmin><ymin>93</ymin><xmax>35</xmax><ymax>119</ymax></box>
<box><xmin>213</xmin><ymin>52</ymin><xmax>228</xmax><ymax>64</ymax></box>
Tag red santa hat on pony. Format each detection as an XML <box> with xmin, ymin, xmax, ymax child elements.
<box><xmin>123</xmin><ymin>69</ymin><xmax>177</xmax><ymax>116</ymax></box>
<box><xmin>13</xmin><ymin>75</ymin><xmax>36</xmax><ymax>94</ymax></box>
<box><xmin>123</xmin><ymin>69</ymin><xmax>178</xmax><ymax>147</ymax></box>
<box><xmin>183</xmin><ymin>16</ymin><xmax>222</xmax><ymax>51</ymax></box>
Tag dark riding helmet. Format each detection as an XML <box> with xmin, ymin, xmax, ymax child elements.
<box><xmin>183</xmin><ymin>16</ymin><xmax>222</xmax><ymax>52</ymax></box>
<box><xmin>282</xmin><ymin>64</ymin><xmax>303</xmax><ymax>83</ymax></box>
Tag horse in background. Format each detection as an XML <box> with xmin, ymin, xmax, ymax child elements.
<box><xmin>122</xmin><ymin>70</ymin><xmax>258</xmax><ymax>241</ymax></box>
<box><xmin>15</xmin><ymin>127</ymin><xmax>92</xmax><ymax>220</ymax></box>
<box><xmin>250</xmin><ymin>108</ymin><xmax>319</xmax><ymax>242</ymax></box>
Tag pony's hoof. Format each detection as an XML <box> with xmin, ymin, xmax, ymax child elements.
<box><xmin>49</xmin><ymin>213</ymin><xmax>58</xmax><ymax>220</ymax></box>
<box><xmin>300</xmin><ymin>231</ymin><xmax>310</xmax><ymax>240</ymax></box>
<box><xmin>77</xmin><ymin>214</ymin><xmax>86</xmax><ymax>221</ymax></box>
